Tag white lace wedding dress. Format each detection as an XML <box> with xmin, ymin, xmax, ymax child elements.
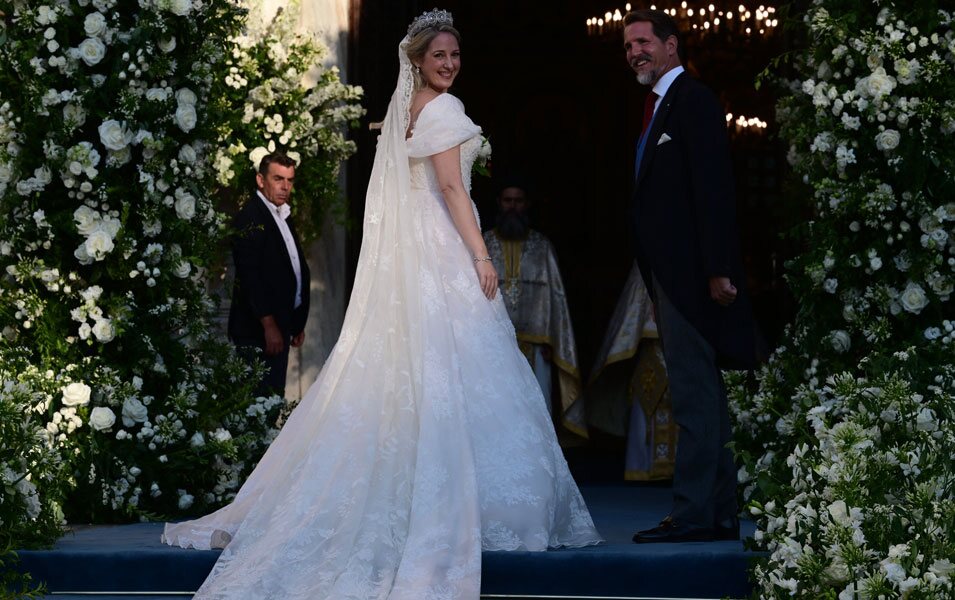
<box><xmin>163</xmin><ymin>61</ymin><xmax>601</xmax><ymax>599</ymax></box>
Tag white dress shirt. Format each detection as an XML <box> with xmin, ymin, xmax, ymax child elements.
<box><xmin>651</xmin><ymin>65</ymin><xmax>685</xmax><ymax>115</ymax></box>
<box><xmin>257</xmin><ymin>190</ymin><xmax>303</xmax><ymax>309</ymax></box>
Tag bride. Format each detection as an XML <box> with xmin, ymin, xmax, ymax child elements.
<box><xmin>162</xmin><ymin>9</ymin><xmax>602</xmax><ymax>599</ymax></box>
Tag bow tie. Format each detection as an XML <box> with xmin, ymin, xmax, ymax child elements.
<box><xmin>275</xmin><ymin>203</ymin><xmax>291</xmax><ymax>220</ymax></box>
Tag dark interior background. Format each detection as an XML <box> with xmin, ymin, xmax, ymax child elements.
<box><xmin>346</xmin><ymin>1</ymin><xmax>799</xmax><ymax>396</ymax></box>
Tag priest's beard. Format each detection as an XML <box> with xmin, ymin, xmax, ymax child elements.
<box><xmin>495</xmin><ymin>210</ymin><xmax>530</xmax><ymax>240</ymax></box>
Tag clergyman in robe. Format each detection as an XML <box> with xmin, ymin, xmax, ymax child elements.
<box><xmin>585</xmin><ymin>259</ymin><xmax>677</xmax><ymax>480</ymax></box>
<box><xmin>482</xmin><ymin>180</ymin><xmax>585</xmax><ymax>439</ymax></box>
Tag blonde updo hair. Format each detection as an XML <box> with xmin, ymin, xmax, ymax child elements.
<box><xmin>405</xmin><ymin>24</ymin><xmax>462</xmax><ymax>91</ymax></box>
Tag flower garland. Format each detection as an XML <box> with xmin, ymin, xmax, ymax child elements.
<box><xmin>730</xmin><ymin>1</ymin><xmax>955</xmax><ymax>597</ymax></box>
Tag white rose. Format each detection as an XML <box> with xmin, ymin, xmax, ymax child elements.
<box><xmin>174</xmin><ymin>192</ymin><xmax>196</xmax><ymax>220</ymax></box>
<box><xmin>174</xmin><ymin>104</ymin><xmax>197</xmax><ymax>132</ymax></box>
<box><xmin>62</xmin><ymin>382</ymin><xmax>92</xmax><ymax>407</ymax></box>
<box><xmin>89</xmin><ymin>406</ymin><xmax>116</xmax><ymax>431</ymax></box>
<box><xmin>175</xmin><ymin>88</ymin><xmax>197</xmax><ymax>106</ymax></box>
<box><xmin>178</xmin><ymin>144</ymin><xmax>197</xmax><ymax>163</ymax></box>
<box><xmin>83</xmin><ymin>12</ymin><xmax>108</xmax><ymax>37</ymax></box>
<box><xmin>98</xmin><ymin>119</ymin><xmax>131</xmax><ymax>151</ymax></box>
<box><xmin>174</xmin><ymin>261</ymin><xmax>191</xmax><ymax>278</ymax></box>
<box><xmin>190</xmin><ymin>432</ymin><xmax>205</xmax><ymax>447</ymax></box>
<box><xmin>860</xmin><ymin>67</ymin><xmax>897</xmax><ymax>99</ymax></box>
<box><xmin>73</xmin><ymin>205</ymin><xmax>99</xmax><ymax>235</ymax></box>
<box><xmin>830</xmin><ymin>330</ymin><xmax>850</xmax><ymax>353</ymax></box>
<box><xmin>213</xmin><ymin>428</ymin><xmax>232</xmax><ymax>442</ymax></box>
<box><xmin>158</xmin><ymin>37</ymin><xmax>177</xmax><ymax>53</ymax></box>
<box><xmin>249</xmin><ymin>146</ymin><xmax>269</xmax><ymax>170</ymax></box>
<box><xmin>74</xmin><ymin>242</ymin><xmax>94</xmax><ymax>265</ymax></box>
<box><xmin>84</xmin><ymin>228</ymin><xmax>115</xmax><ymax>259</ymax></box>
<box><xmin>78</xmin><ymin>37</ymin><xmax>106</xmax><ymax>66</ymax></box>
<box><xmin>121</xmin><ymin>397</ymin><xmax>148</xmax><ymax>427</ymax></box>
<box><xmin>899</xmin><ymin>282</ymin><xmax>928</xmax><ymax>314</ymax></box>
<box><xmin>875</xmin><ymin>129</ymin><xmax>900</xmax><ymax>151</ymax></box>
<box><xmin>168</xmin><ymin>0</ymin><xmax>192</xmax><ymax>16</ymax></box>
<box><xmin>92</xmin><ymin>318</ymin><xmax>114</xmax><ymax>342</ymax></box>
<box><xmin>0</xmin><ymin>162</ymin><xmax>12</xmax><ymax>184</ymax></box>
<box><xmin>286</xmin><ymin>150</ymin><xmax>301</xmax><ymax>166</ymax></box>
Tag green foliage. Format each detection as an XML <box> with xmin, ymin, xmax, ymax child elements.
<box><xmin>0</xmin><ymin>0</ymin><xmax>286</xmax><ymax>544</ymax></box>
<box><xmin>0</xmin><ymin>548</ymin><xmax>45</xmax><ymax>599</ymax></box>
<box><xmin>731</xmin><ymin>1</ymin><xmax>955</xmax><ymax>597</ymax></box>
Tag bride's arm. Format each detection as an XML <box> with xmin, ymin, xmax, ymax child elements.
<box><xmin>431</xmin><ymin>145</ymin><xmax>498</xmax><ymax>300</ymax></box>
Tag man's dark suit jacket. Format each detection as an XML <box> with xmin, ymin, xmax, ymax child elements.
<box><xmin>631</xmin><ymin>72</ymin><xmax>759</xmax><ymax>369</ymax></box>
<box><xmin>228</xmin><ymin>193</ymin><xmax>310</xmax><ymax>348</ymax></box>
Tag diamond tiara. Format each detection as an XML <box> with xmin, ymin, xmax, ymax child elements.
<box><xmin>407</xmin><ymin>8</ymin><xmax>454</xmax><ymax>38</ymax></box>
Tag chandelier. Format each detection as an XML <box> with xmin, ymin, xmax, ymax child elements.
<box><xmin>586</xmin><ymin>2</ymin><xmax>778</xmax><ymax>37</ymax></box>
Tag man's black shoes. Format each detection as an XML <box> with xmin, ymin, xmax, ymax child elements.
<box><xmin>632</xmin><ymin>517</ymin><xmax>715</xmax><ymax>543</ymax></box>
<box><xmin>632</xmin><ymin>515</ymin><xmax>740</xmax><ymax>543</ymax></box>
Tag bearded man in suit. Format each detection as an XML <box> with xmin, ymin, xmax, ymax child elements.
<box><xmin>624</xmin><ymin>10</ymin><xmax>760</xmax><ymax>543</ymax></box>
<box><xmin>228</xmin><ymin>152</ymin><xmax>310</xmax><ymax>397</ymax></box>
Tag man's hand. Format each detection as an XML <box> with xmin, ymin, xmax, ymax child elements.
<box><xmin>261</xmin><ymin>315</ymin><xmax>284</xmax><ymax>356</ymax></box>
<box><xmin>291</xmin><ymin>331</ymin><xmax>305</xmax><ymax>348</ymax></box>
<box><xmin>709</xmin><ymin>276</ymin><xmax>737</xmax><ymax>307</ymax></box>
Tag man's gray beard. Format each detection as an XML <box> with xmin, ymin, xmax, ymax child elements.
<box><xmin>637</xmin><ymin>69</ymin><xmax>656</xmax><ymax>85</ymax></box>
<box><xmin>495</xmin><ymin>210</ymin><xmax>530</xmax><ymax>240</ymax></box>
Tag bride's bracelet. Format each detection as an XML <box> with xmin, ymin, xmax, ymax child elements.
<box><xmin>473</xmin><ymin>256</ymin><xmax>492</xmax><ymax>263</ymax></box>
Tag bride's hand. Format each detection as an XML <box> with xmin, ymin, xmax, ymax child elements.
<box><xmin>475</xmin><ymin>261</ymin><xmax>498</xmax><ymax>300</ymax></box>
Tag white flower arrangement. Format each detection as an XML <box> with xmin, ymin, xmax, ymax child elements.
<box><xmin>212</xmin><ymin>1</ymin><xmax>364</xmax><ymax>241</ymax></box>
<box><xmin>473</xmin><ymin>135</ymin><xmax>492</xmax><ymax>178</ymax></box>
<box><xmin>0</xmin><ymin>0</ymin><xmax>297</xmax><ymax>544</ymax></box>
<box><xmin>731</xmin><ymin>3</ymin><xmax>955</xmax><ymax>598</ymax></box>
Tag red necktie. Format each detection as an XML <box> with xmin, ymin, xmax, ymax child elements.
<box><xmin>642</xmin><ymin>91</ymin><xmax>659</xmax><ymax>135</ymax></box>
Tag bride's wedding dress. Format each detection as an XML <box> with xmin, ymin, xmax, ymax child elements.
<box><xmin>162</xmin><ymin>36</ymin><xmax>601</xmax><ymax>600</ymax></box>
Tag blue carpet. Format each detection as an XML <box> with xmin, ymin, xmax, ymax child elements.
<box><xmin>20</xmin><ymin>485</ymin><xmax>759</xmax><ymax>599</ymax></box>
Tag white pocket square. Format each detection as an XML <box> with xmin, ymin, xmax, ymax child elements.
<box><xmin>657</xmin><ymin>133</ymin><xmax>672</xmax><ymax>146</ymax></box>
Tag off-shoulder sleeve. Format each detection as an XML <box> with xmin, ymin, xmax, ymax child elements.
<box><xmin>406</xmin><ymin>94</ymin><xmax>481</xmax><ymax>158</ymax></box>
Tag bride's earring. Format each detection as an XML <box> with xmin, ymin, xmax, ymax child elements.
<box><xmin>413</xmin><ymin>65</ymin><xmax>421</xmax><ymax>74</ymax></box>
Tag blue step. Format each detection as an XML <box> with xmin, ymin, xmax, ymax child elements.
<box><xmin>19</xmin><ymin>485</ymin><xmax>759</xmax><ymax>599</ymax></box>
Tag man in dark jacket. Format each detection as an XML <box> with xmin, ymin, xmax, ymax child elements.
<box><xmin>228</xmin><ymin>153</ymin><xmax>310</xmax><ymax>397</ymax></box>
<box><xmin>625</xmin><ymin>10</ymin><xmax>760</xmax><ymax>543</ymax></box>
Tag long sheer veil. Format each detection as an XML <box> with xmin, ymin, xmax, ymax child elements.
<box><xmin>160</xmin><ymin>36</ymin><xmax>430</xmax><ymax>552</ymax></box>
<box><xmin>339</xmin><ymin>33</ymin><xmax>429</xmax><ymax>394</ymax></box>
